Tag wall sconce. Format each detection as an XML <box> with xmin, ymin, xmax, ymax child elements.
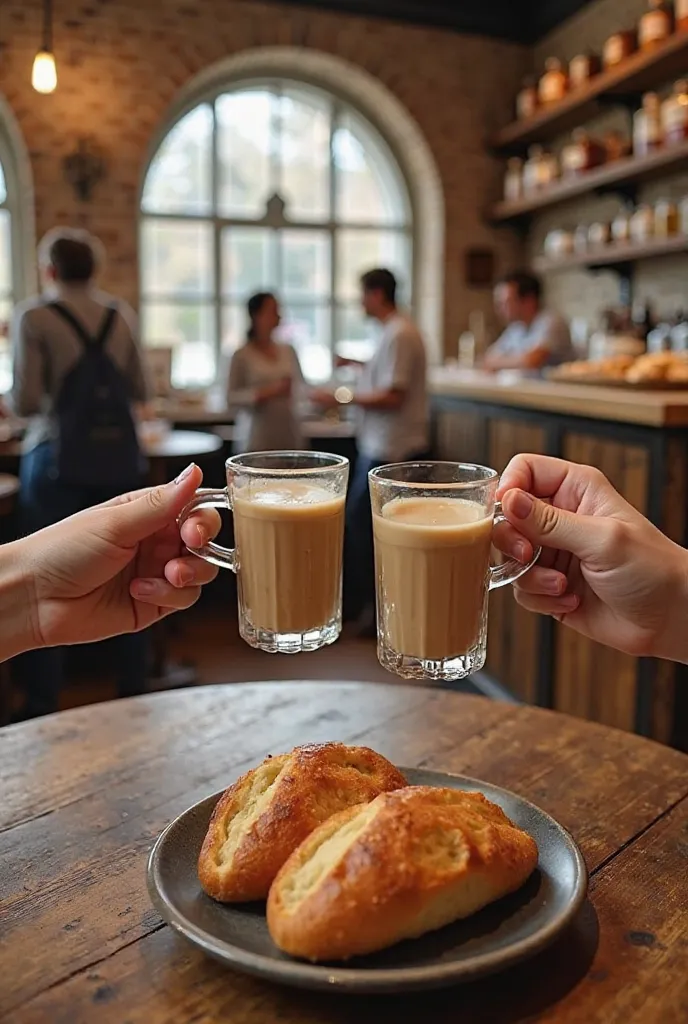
<box><xmin>63</xmin><ymin>137</ymin><xmax>107</xmax><ymax>201</ymax></box>
<box><xmin>32</xmin><ymin>0</ymin><xmax>58</xmax><ymax>94</ymax></box>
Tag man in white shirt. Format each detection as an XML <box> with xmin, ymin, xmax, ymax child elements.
<box><xmin>315</xmin><ymin>268</ymin><xmax>429</xmax><ymax>625</ymax></box>
<box><xmin>484</xmin><ymin>271</ymin><xmax>574</xmax><ymax>372</ymax></box>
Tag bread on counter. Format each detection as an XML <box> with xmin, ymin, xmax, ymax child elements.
<box><xmin>556</xmin><ymin>351</ymin><xmax>688</xmax><ymax>384</ymax></box>
<box><xmin>198</xmin><ymin>743</ymin><xmax>407</xmax><ymax>902</ymax></box>
<box><xmin>267</xmin><ymin>786</ymin><xmax>539</xmax><ymax>961</ymax></box>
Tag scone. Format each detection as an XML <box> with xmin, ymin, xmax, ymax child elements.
<box><xmin>267</xmin><ymin>786</ymin><xmax>538</xmax><ymax>961</ymax></box>
<box><xmin>198</xmin><ymin>743</ymin><xmax>406</xmax><ymax>902</ymax></box>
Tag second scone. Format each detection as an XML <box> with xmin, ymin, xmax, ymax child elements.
<box><xmin>198</xmin><ymin>743</ymin><xmax>407</xmax><ymax>902</ymax></box>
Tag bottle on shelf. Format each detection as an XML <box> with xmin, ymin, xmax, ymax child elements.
<box><xmin>654</xmin><ymin>198</ymin><xmax>679</xmax><ymax>237</ymax></box>
<box><xmin>630</xmin><ymin>204</ymin><xmax>656</xmax><ymax>243</ymax></box>
<box><xmin>523</xmin><ymin>145</ymin><xmax>559</xmax><ymax>194</ymax></box>
<box><xmin>632</xmin><ymin>301</ymin><xmax>654</xmax><ymax>342</ymax></box>
<box><xmin>611</xmin><ymin>204</ymin><xmax>634</xmax><ymax>244</ymax></box>
<box><xmin>569</xmin><ymin>52</ymin><xmax>601</xmax><ymax>89</ymax></box>
<box><xmin>638</xmin><ymin>0</ymin><xmax>673</xmax><ymax>50</ymax></box>
<box><xmin>661</xmin><ymin>79</ymin><xmax>688</xmax><ymax>146</ymax></box>
<box><xmin>602</xmin><ymin>28</ymin><xmax>636</xmax><ymax>69</ymax></box>
<box><xmin>516</xmin><ymin>77</ymin><xmax>539</xmax><ymax>120</ymax></box>
<box><xmin>503</xmin><ymin>157</ymin><xmax>524</xmax><ymax>203</ymax></box>
<box><xmin>561</xmin><ymin>129</ymin><xmax>607</xmax><ymax>177</ymax></box>
<box><xmin>588</xmin><ymin>221</ymin><xmax>612</xmax><ymax>248</ymax></box>
<box><xmin>633</xmin><ymin>92</ymin><xmax>663</xmax><ymax>156</ymax></box>
<box><xmin>538</xmin><ymin>58</ymin><xmax>568</xmax><ymax>106</ymax></box>
<box><xmin>603</xmin><ymin>130</ymin><xmax>632</xmax><ymax>162</ymax></box>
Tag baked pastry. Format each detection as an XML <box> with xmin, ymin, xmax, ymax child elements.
<box><xmin>198</xmin><ymin>743</ymin><xmax>407</xmax><ymax>902</ymax></box>
<box><xmin>267</xmin><ymin>786</ymin><xmax>538</xmax><ymax>961</ymax></box>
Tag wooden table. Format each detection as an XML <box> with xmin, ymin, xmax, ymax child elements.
<box><xmin>1</xmin><ymin>682</ymin><xmax>687</xmax><ymax>1023</ymax></box>
<box><xmin>143</xmin><ymin>429</ymin><xmax>223</xmax><ymax>486</ymax></box>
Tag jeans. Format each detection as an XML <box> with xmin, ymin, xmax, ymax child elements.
<box><xmin>13</xmin><ymin>441</ymin><xmax>148</xmax><ymax>718</ymax></box>
<box><xmin>344</xmin><ymin>449</ymin><xmax>430</xmax><ymax>623</ymax></box>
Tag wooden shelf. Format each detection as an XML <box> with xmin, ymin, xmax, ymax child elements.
<box><xmin>491</xmin><ymin>31</ymin><xmax>688</xmax><ymax>153</ymax></box>
<box><xmin>533</xmin><ymin>234</ymin><xmax>688</xmax><ymax>274</ymax></box>
<box><xmin>490</xmin><ymin>141</ymin><xmax>688</xmax><ymax>223</ymax></box>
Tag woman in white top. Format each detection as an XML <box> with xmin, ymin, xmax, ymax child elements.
<box><xmin>227</xmin><ymin>292</ymin><xmax>306</xmax><ymax>453</ymax></box>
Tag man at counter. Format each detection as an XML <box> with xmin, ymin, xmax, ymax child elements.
<box><xmin>484</xmin><ymin>271</ymin><xmax>574</xmax><ymax>372</ymax></box>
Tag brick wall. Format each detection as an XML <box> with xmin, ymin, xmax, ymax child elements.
<box><xmin>0</xmin><ymin>0</ymin><xmax>529</xmax><ymax>360</ymax></box>
<box><xmin>532</xmin><ymin>0</ymin><xmax>688</xmax><ymax>330</ymax></box>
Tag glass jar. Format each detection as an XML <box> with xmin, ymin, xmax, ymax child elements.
<box><xmin>561</xmin><ymin>130</ymin><xmax>606</xmax><ymax>177</ymax></box>
<box><xmin>661</xmin><ymin>79</ymin><xmax>688</xmax><ymax>146</ymax></box>
<box><xmin>503</xmin><ymin>158</ymin><xmax>524</xmax><ymax>203</ymax></box>
<box><xmin>678</xmin><ymin>0</ymin><xmax>688</xmax><ymax>31</ymax></box>
<box><xmin>588</xmin><ymin>222</ymin><xmax>611</xmax><ymax>248</ymax></box>
<box><xmin>654</xmin><ymin>199</ymin><xmax>679</xmax><ymax>237</ymax></box>
<box><xmin>638</xmin><ymin>0</ymin><xmax>673</xmax><ymax>50</ymax></box>
<box><xmin>544</xmin><ymin>229</ymin><xmax>575</xmax><ymax>259</ymax></box>
<box><xmin>569</xmin><ymin>52</ymin><xmax>601</xmax><ymax>89</ymax></box>
<box><xmin>633</xmin><ymin>92</ymin><xmax>663</xmax><ymax>156</ymax></box>
<box><xmin>523</xmin><ymin>145</ymin><xmax>558</xmax><ymax>194</ymax></box>
<box><xmin>630</xmin><ymin>204</ymin><xmax>655</xmax><ymax>243</ymax></box>
<box><xmin>680</xmin><ymin>195</ymin><xmax>688</xmax><ymax>235</ymax></box>
<box><xmin>538</xmin><ymin>58</ymin><xmax>568</xmax><ymax>106</ymax></box>
<box><xmin>516</xmin><ymin>77</ymin><xmax>539</xmax><ymax>120</ymax></box>
<box><xmin>603</xmin><ymin>30</ymin><xmax>636</xmax><ymax>68</ymax></box>
<box><xmin>603</xmin><ymin>130</ymin><xmax>632</xmax><ymax>162</ymax></box>
<box><xmin>611</xmin><ymin>206</ymin><xmax>633</xmax><ymax>244</ymax></box>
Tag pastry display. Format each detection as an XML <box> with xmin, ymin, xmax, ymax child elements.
<box><xmin>554</xmin><ymin>351</ymin><xmax>688</xmax><ymax>385</ymax></box>
<box><xmin>267</xmin><ymin>786</ymin><xmax>539</xmax><ymax>962</ymax></box>
<box><xmin>198</xmin><ymin>743</ymin><xmax>407</xmax><ymax>902</ymax></box>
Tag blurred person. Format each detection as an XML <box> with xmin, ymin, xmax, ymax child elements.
<box><xmin>483</xmin><ymin>271</ymin><xmax>574</xmax><ymax>372</ymax></box>
<box><xmin>0</xmin><ymin>465</ymin><xmax>219</xmax><ymax>677</ymax></box>
<box><xmin>227</xmin><ymin>292</ymin><xmax>305</xmax><ymax>453</ymax></box>
<box><xmin>313</xmin><ymin>268</ymin><xmax>429</xmax><ymax>627</ymax></box>
<box><xmin>9</xmin><ymin>227</ymin><xmax>151</xmax><ymax>717</ymax></box>
<box><xmin>496</xmin><ymin>454</ymin><xmax>688</xmax><ymax>663</ymax></box>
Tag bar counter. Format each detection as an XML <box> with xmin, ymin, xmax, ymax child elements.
<box><xmin>430</xmin><ymin>368</ymin><xmax>688</xmax><ymax>749</ymax></box>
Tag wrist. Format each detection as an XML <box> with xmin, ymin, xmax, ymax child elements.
<box><xmin>653</xmin><ymin>549</ymin><xmax>688</xmax><ymax>664</ymax></box>
<box><xmin>0</xmin><ymin>539</ymin><xmax>42</xmax><ymax>660</ymax></box>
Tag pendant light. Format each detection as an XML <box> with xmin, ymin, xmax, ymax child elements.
<box><xmin>32</xmin><ymin>0</ymin><xmax>58</xmax><ymax>94</ymax></box>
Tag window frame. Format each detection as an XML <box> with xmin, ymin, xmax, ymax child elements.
<box><xmin>139</xmin><ymin>76</ymin><xmax>415</xmax><ymax>386</ymax></box>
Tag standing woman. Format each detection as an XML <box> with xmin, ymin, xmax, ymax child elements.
<box><xmin>227</xmin><ymin>292</ymin><xmax>306</xmax><ymax>453</ymax></box>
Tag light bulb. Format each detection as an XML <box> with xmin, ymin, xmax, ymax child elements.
<box><xmin>32</xmin><ymin>50</ymin><xmax>57</xmax><ymax>94</ymax></box>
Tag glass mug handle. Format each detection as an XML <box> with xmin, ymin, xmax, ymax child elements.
<box><xmin>489</xmin><ymin>500</ymin><xmax>541</xmax><ymax>591</ymax></box>
<box><xmin>178</xmin><ymin>487</ymin><xmax>236</xmax><ymax>572</ymax></box>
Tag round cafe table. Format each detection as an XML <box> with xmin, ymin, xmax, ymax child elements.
<box><xmin>1</xmin><ymin>682</ymin><xmax>686</xmax><ymax>1023</ymax></box>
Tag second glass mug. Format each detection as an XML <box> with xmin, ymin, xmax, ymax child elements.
<box><xmin>369</xmin><ymin>462</ymin><xmax>541</xmax><ymax>681</ymax></box>
<box><xmin>179</xmin><ymin>451</ymin><xmax>349</xmax><ymax>654</ymax></box>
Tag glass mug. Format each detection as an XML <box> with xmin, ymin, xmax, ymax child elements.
<box><xmin>179</xmin><ymin>451</ymin><xmax>349</xmax><ymax>654</ymax></box>
<box><xmin>369</xmin><ymin>462</ymin><xmax>540</xmax><ymax>681</ymax></box>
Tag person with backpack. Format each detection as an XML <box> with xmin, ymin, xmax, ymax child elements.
<box><xmin>9</xmin><ymin>227</ymin><xmax>151</xmax><ymax>718</ymax></box>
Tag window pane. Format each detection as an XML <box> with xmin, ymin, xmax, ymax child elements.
<box><xmin>280</xmin><ymin>304</ymin><xmax>331</xmax><ymax>383</ymax></box>
<box><xmin>0</xmin><ymin>210</ymin><xmax>11</xmax><ymax>294</ymax></box>
<box><xmin>335</xmin><ymin>229</ymin><xmax>409</xmax><ymax>302</ymax></box>
<box><xmin>142</xmin><ymin>105</ymin><xmax>212</xmax><ymax>216</ymax></box>
<box><xmin>141</xmin><ymin>302</ymin><xmax>216</xmax><ymax>387</ymax></box>
<box><xmin>221</xmin><ymin>303</ymin><xmax>247</xmax><ymax>355</ymax></box>
<box><xmin>334</xmin><ymin>304</ymin><xmax>377</xmax><ymax>362</ymax></box>
<box><xmin>221</xmin><ymin>227</ymin><xmax>275</xmax><ymax>299</ymax></box>
<box><xmin>0</xmin><ymin>161</ymin><xmax>6</xmax><ymax>205</ymax></box>
<box><xmin>217</xmin><ymin>90</ymin><xmax>274</xmax><ymax>218</ymax></box>
<box><xmin>140</xmin><ymin>219</ymin><xmax>213</xmax><ymax>299</ymax></box>
<box><xmin>334</xmin><ymin>111</ymin><xmax>408</xmax><ymax>225</ymax></box>
<box><xmin>278</xmin><ymin>89</ymin><xmax>330</xmax><ymax>221</ymax></box>
<box><xmin>280</xmin><ymin>230</ymin><xmax>330</xmax><ymax>300</ymax></box>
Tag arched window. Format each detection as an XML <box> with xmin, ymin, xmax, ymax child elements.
<box><xmin>140</xmin><ymin>81</ymin><xmax>413</xmax><ymax>387</ymax></box>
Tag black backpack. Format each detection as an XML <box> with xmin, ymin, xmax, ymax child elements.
<box><xmin>49</xmin><ymin>301</ymin><xmax>141</xmax><ymax>487</ymax></box>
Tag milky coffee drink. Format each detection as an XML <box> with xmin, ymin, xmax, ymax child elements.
<box><xmin>233</xmin><ymin>480</ymin><xmax>345</xmax><ymax>634</ymax></box>
<box><xmin>373</xmin><ymin>496</ymin><xmax>493</xmax><ymax>660</ymax></box>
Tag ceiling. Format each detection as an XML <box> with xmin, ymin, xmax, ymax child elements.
<box><xmin>269</xmin><ymin>0</ymin><xmax>597</xmax><ymax>44</ymax></box>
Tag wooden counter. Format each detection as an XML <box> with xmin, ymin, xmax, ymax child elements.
<box><xmin>430</xmin><ymin>370</ymin><xmax>688</xmax><ymax>750</ymax></box>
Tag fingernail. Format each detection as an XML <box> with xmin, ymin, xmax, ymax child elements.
<box><xmin>515</xmin><ymin>541</ymin><xmax>528</xmax><ymax>563</ymax></box>
<box><xmin>178</xmin><ymin>565</ymin><xmax>195</xmax><ymax>586</ymax></box>
<box><xmin>510</xmin><ymin>490</ymin><xmax>533</xmax><ymax>520</ymax></box>
<box><xmin>196</xmin><ymin>524</ymin><xmax>208</xmax><ymax>546</ymax></box>
<box><xmin>544</xmin><ymin>575</ymin><xmax>564</xmax><ymax>595</ymax></box>
<box><xmin>174</xmin><ymin>463</ymin><xmax>196</xmax><ymax>485</ymax></box>
<box><xmin>132</xmin><ymin>579</ymin><xmax>156</xmax><ymax>596</ymax></box>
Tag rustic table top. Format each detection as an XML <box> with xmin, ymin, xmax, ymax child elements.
<box><xmin>1</xmin><ymin>682</ymin><xmax>687</xmax><ymax>1023</ymax></box>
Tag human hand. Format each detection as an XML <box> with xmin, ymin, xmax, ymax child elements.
<box><xmin>256</xmin><ymin>378</ymin><xmax>291</xmax><ymax>403</ymax></box>
<box><xmin>496</xmin><ymin>454</ymin><xmax>688</xmax><ymax>663</ymax></box>
<box><xmin>309</xmin><ymin>387</ymin><xmax>339</xmax><ymax>410</ymax></box>
<box><xmin>13</xmin><ymin>464</ymin><xmax>221</xmax><ymax>652</ymax></box>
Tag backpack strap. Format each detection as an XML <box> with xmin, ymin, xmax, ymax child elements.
<box><xmin>48</xmin><ymin>301</ymin><xmax>119</xmax><ymax>351</ymax></box>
